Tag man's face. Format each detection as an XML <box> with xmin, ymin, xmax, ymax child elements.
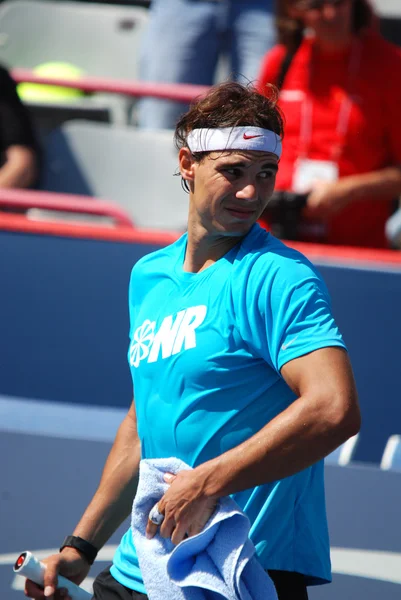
<box><xmin>187</xmin><ymin>150</ymin><xmax>279</xmax><ymax>237</ymax></box>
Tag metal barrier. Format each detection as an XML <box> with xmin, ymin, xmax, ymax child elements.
<box><xmin>12</xmin><ymin>69</ymin><xmax>210</xmax><ymax>102</ymax></box>
<box><xmin>0</xmin><ymin>188</ymin><xmax>134</xmax><ymax>228</ymax></box>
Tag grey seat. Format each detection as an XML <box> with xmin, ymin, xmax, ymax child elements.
<box><xmin>0</xmin><ymin>0</ymin><xmax>149</xmax><ymax>128</ymax></box>
<box><xmin>325</xmin><ymin>434</ymin><xmax>360</xmax><ymax>466</ymax></box>
<box><xmin>0</xmin><ymin>0</ymin><xmax>148</xmax><ymax>78</ymax></box>
<box><xmin>380</xmin><ymin>434</ymin><xmax>401</xmax><ymax>471</ymax></box>
<box><xmin>26</xmin><ymin>97</ymin><xmax>125</xmax><ymax>139</ymax></box>
<box><xmin>40</xmin><ymin>120</ymin><xmax>189</xmax><ymax>231</ymax></box>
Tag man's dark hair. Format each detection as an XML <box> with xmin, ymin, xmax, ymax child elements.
<box><xmin>174</xmin><ymin>81</ymin><xmax>285</xmax><ymax>159</ymax></box>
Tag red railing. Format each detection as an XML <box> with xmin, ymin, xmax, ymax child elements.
<box><xmin>1</xmin><ymin>188</ymin><xmax>401</xmax><ymax>266</ymax></box>
<box><xmin>0</xmin><ymin>188</ymin><xmax>134</xmax><ymax>227</ymax></box>
<box><xmin>12</xmin><ymin>69</ymin><xmax>211</xmax><ymax>103</ymax></box>
<box><xmin>0</xmin><ymin>188</ymin><xmax>181</xmax><ymax>244</ymax></box>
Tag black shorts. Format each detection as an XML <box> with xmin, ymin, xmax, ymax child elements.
<box><xmin>92</xmin><ymin>565</ymin><xmax>308</xmax><ymax>600</ymax></box>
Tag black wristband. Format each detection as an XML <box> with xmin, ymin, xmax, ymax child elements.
<box><xmin>60</xmin><ymin>535</ymin><xmax>98</xmax><ymax>565</ymax></box>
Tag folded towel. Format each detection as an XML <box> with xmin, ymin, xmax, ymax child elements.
<box><xmin>131</xmin><ymin>457</ymin><xmax>278</xmax><ymax>600</ymax></box>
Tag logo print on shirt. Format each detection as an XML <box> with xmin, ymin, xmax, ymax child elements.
<box><xmin>129</xmin><ymin>319</ymin><xmax>155</xmax><ymax>367</ymax></box>
<box><xmin>129</xmin><ymin>305</ymin><xmax>207</xmax><ymax>368</ymax></box>
<box><xmin>243</xmin><ymin>133</ymin><xmax>263</xmax><ymax>140</ymax></box>
<box><xmin>281</xmin><ymin>335</ymin><xmax>299</xmax><ymax>351</ymax></box>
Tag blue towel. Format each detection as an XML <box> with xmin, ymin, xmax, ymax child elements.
<box><xmin>131</xmin><ymin>457</ymin><xmax>278</xmax><ymax>600</ymax></box>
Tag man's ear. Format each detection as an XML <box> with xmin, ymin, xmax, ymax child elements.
<box><xmin>179</xmin><ymin>147</ymin><xmax>195</xmax><ymax>184</ymax></box>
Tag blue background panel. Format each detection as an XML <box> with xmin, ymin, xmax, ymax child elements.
<box><xmin>1</xmin><ymin>229</ymin><xmax>401</xmax><ymax>464</ymax></box>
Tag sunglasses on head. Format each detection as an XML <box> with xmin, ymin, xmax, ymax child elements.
<box><xmin>294</xmin><ymin>0</ymin><xmax>347</xmax><ymax>10</ymax></box>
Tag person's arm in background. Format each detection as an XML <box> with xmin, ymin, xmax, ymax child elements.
<box><xmin>148</xmin><ymin>345</ymin><xmax>360</xmax><ymax>544</ymax></box>
<box><xmin>0</xmin><ymin>145</ymin><xmax>37</xmax><ymax>188</ymax></box>
<box><xmin>305</xmin><ymin>166</ymin><xmax>401</xmax><ymax>218</ymax></box>
<box><xmin>25</xmin><ymin>400</ymin><xmax>141</xmax><ymax>600</ymax></box>
<box><xmin>0</xmin><ymin>66</ymin><xmax>39</xmax><ymax>188</ymax></box>
<box><xmin>306</xmin><ymin>46</ymin><xmax>401</xmax><ymax>218</ymax></box>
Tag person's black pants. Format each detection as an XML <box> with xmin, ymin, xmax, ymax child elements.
<box><xmin>92</xmin><ymin>565</ymin><xmax>308</xmax><ymax>600</ymax></box>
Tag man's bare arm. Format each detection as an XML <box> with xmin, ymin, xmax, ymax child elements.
<box><xmin>150</xmin><ymin>347</ymin><xmax>360</xmax><ymax>543</ymax></box>
<box><xmin>71</xmin><ymin>400</ymin><xmax>141</xmax><ymax>550</ymax></box>
<box><xmin>204</xmin><ymin>346</ymin><xmax>360</xmax><ymax>495</ymax></box>
<box><xmin>26</xmin><ymin>400</ymin><xmax>141</xmax><ymax>599</ymax></box>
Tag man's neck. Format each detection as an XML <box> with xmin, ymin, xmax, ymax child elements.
<box><xmin>183</xmin><ymin>224</ymin><xmax>243</xmax><ymax>274</ymax></box>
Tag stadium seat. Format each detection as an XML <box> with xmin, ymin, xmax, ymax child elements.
<box><xmin>0</xmin><ymin>0</ymin><xmax>149</xmax><ymax>129</ymax></box>
<box><xmin>325</xmin><ymin>434</ymin><xmax>359</xmax><ymax>466</ymax></box>
<box><xmin>380</xmin><ymin>434</ymin><xmax>401</xmax><ymax>471</ymax></box>
<box><xmin>40</xmin><ymin>120</ymin><xmax>189</xmax><ymax>232</ymax></box>
<box><xmin>0</xmin><ymin>0</ymin><xmax>149</xmax><ymax>78</ymax></box>
<box><xmin>26</xmin><ymin>97</ymin><xmax>127</xmax><ymax>139</ymax></box>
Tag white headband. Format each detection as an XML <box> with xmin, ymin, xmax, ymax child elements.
<box><xmin>186</xmin><ymin>127</ymin><xmax>282</xmax><ymax>158</ymax></box>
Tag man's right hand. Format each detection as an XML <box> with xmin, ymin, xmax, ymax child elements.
<box><xmin>24</xmin><ymin>547</ymin><xmax>91</xmax><ymax>600</ymax></box>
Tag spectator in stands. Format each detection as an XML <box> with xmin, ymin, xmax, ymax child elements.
<box><xmin>25</xmin><ymin>81</ymin><xmax>360</xmax><ymax>600</ymax></box>
<box><xmin>257</xmin><ymin>0</ymin><xmax>401</xmax><ymax>248</ymax></box>
<box><xmin>0</xmin><ymin>65</ymin><xmax>39</xmax><ymax>189</ymax></box>
<box><xmin>137</xmin><ymin>0</ymin><xmax>275</xmax><ymax>129</ymax></box>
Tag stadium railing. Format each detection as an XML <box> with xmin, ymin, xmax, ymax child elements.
<box><xmin>12</xmin><ymin>69</ymin><xmax>211</xmax><ymax>131</ymax></box>
<box><xmin>12</xmin><ymin>69</ymin><xmax>210</xmax><ymax>103</ymax></box>
<box><xmin>0</xmin><ymin>188</ymin><xmax>134</xmax><ymax>228</ymax></box>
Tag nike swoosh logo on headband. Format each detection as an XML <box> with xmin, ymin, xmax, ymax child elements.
<box><xmin>243</xmin><ymin>133</ymin><xmax>264</xmax><ymax>140</ymax></box>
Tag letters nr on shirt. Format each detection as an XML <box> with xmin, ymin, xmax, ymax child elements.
<box><xmin>129</xmin><ymin>305</ymin><xmax>207</xmax><ymax>368</ymax></box>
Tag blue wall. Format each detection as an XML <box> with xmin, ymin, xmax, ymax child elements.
<box><xmin>1</xmin><ymin>229</ymin><xmax>401</xmax><ymax>463</ymax></box>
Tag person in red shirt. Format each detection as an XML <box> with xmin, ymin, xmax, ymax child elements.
<box><xmin>257</xmin><ymin>0</ymin><xmax>401</xmax><ymax>248</ymax></box>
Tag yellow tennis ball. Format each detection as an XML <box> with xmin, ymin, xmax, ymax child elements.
<box><xmin>17</xmin><ymin>62</ymin><xmax>85</xmax><ymax>103</ymax></box>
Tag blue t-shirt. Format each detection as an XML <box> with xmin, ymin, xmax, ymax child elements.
<box><xmin>111</xmin><ymin>224</ymin><xmax>346</xmax><ymax>591</ymax></box>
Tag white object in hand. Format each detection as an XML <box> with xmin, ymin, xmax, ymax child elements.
<box><xmin>13</xmin><ymin>551</ymin><xmax>91</xmax><ymax>600</ymax></box>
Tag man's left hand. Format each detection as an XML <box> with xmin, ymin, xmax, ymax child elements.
<box><xmin>146</xmin><ymin>467</ymin><xmax>218</xmax><ymax>545</ymax></box>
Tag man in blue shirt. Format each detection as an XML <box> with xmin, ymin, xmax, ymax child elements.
<box><xmin>26</xmin><ymin>81</ymin><xmax>360</xmax><ymax>600</ymax></box>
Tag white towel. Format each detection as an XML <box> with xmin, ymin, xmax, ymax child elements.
<box><xmin>131</xmin><ymin>457</ymin><xmax>278</xmax><ymax>600</ymax></box>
